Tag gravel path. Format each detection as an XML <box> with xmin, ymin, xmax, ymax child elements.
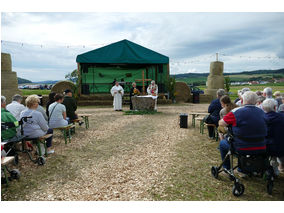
<box><xmin>2</xmin><ymin>104</ymin><xmax>208</xmax><ymax>201</ymax></box>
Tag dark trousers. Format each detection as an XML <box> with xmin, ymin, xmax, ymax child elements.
<box><xmin>130</xmin><ymin>96</ymin><xmax>133</xmax><ymax>110</ymax></box>
<box><xmin>45</xmin><ymin>129</ymin><xmax>53</xmax><ymax>148</ymax></box>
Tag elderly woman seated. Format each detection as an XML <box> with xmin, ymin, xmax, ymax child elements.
<box><xmin>48</xmin><ymin>94</ymin><xmax>68</xmax><ymax>128</ymax></box>
<box><xmin>218</xmin><ymin>91</ymin><xmax>267</xmax><ymax>175</ymax></box>
<box><xmin>20</xmin><ymin>95</ymin><xmax>54</xmax><ymax>154</ymax></box>
<box><xmin>263</xmin><ymin>99</ymin><xmax>284</xmax><ymax>175</ymax></box>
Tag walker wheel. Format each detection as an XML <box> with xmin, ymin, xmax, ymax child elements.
<box><xmin>267</xmin><ymin>180</ymin><xmax>273</xmax><ymax>195</ymax></box>
<box><xmin>232</xmin><ymin>182</ymin><xmax>245</xmax><ymax>197</ymax></box>
<box><xmin>211</xmin><ymin>166</ymin><xmax>219</xmax><ymax>179</ymax></box>
<box><xmin>10</xmin><ymin>169</ymin><xmax>21</xmax><ymax>180</ymax></box>
<box><xmin>37</xmin><ymin>156</ymin><xmax>46</xmax><ymax>165</ymax></box>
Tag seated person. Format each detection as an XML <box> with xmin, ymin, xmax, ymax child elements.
<box><xmin>1</xmin><ymin>96</ymin><xmax>18</xmax><ymax>141</ymax></box>
<box><xmin>278</xmin><ymin>104</ymin><xmax>284</xmax><ymax>114</ymax></box>
<box><xmin>48</xmin><ymin>94</ymin><xmax>68</xmax><ymax>128</ymax></box>
<box><xmin>218</xmin><ymin>95</ymin><xmax>237</xmax><ymax>140</ymax></box>
<box><xmin>20</xmin><ymin>95</ymin><xmax>54</xmax><ymax>154</ymax></box>
<box><xmin>263</xmin><ymin>99</ymin><xmax>284</xmax><ymax>175</ymax></box>
<box><xmin>206</xmin><ymin>89</ymin><xmax>225</xmax><ymax>139</ymax></box>
<box><xmin>62</xmin><ymin>89</ymin><xmax>83</xmax><ymax>125</ymax></box>
<box><xmin>236</xmin><ymin>88</ymin><xmax>250</xmax><ymax>107</ymax></box>
<box><xmin>6</xmin><ymin>94</ymin><xmax>26</xmax><ymax>121</ymax></box>
<box><xmin>273</xmin><ymin>91</ymin><xmax>282</xmax><ymax>109</ymax></box>
<box><xmin>46</xmin><ymin>92</ymin><xmax>56</xmax><ymax>118</ymax></box>
<box><xmin>218</xmin><ymin>91</ymin><xmax>267</xmax><ymax>172</ymax></box>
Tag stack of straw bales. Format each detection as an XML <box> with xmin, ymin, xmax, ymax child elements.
<box><xmin>1</xmin><ymin>53</ymin><xmax>22</xmax><ymax>104</ymax></box>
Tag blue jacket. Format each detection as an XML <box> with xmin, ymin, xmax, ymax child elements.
<box><xmin>231</xmin><ymin>105</ymin><xmax>268</xmax><ymax>154</ymax></box>
<box><xmin>265</xmin><ymin>111</ymin><xmax>284</xmax><ymax>157</ymax></box>
<box><xmin>208</xmin><ymin>98</ymin><xmax>222</xmax><ymax>125</ymax></box>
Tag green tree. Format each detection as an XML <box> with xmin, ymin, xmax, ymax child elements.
<box><xmin>65</xmin><ymin>69</ymin><xmax>78</xmax><ymax>83</ymax></box>
<box><xmin>166</xmin><ymin>77</ymin><xmax>176</xmax><ymax>101</ymax></box>
<box><xmin>224</xmin><ymin>77</ymin><xmax>230</xmax><ymax>92</ymax></box>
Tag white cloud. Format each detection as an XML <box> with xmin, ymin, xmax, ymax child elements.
<box><xmin>1</xmin><ymin>12</ymin><xmax>284</xmax><ymax>81</ymax></box>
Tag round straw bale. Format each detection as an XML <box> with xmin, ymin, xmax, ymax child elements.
<box><xmin>175</xmin><ymin>82</ymin><xmax>191</xmax><ymax>102</ymax></box>
<box><xmin>51</xmin><ymin>81</ymin><xmax>76</xmax><ymax>94</ymax></box>
<box><xmin>210</xmin><ymin>61</ymin><xmax>223</xmax><ymax>76</ymax></box>
<box><xmin>1</xmin><ymin>53</ymin><xmax>12</xmax><ymax>72</ymax></box>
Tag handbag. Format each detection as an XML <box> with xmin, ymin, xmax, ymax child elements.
<box><xmin>203</xmin><ymin>115</ymin><xmax>213</xmax><ymax>124</ymax></box>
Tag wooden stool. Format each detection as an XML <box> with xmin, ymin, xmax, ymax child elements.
<box><xmin>78</xmin><ymin>114</ymin><xmax>92</xmax><ymax>129</ymax></box>
<box><xmin>53</xmin><ymin>124</ymin><xmax>75</xmax><ymax>144</ymax></box>
<box><xmin>195</xmin><ymin>117</ymin><xmax>205</xmax><ymax>134</ymax></box>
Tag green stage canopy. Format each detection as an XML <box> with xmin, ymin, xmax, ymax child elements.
<box><xmin>76</xmin><ymin>39</ymin><xmax>169</xmax><ymax>64</ymax></box>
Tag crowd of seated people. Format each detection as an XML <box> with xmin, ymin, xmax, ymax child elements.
<box><xmin>207</xmin><ymin>87</ymin><xmax>284</xmax><ymax>177</ymax></box>
<box><xmin>1</xmin><ymin>89</ymin><xmax>82</xmax><ymax>156</ymax></box>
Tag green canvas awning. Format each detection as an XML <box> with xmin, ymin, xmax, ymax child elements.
<box><xmin>76</xmin><ymin>39</ymin><xmax>169</xmax><ymax>64</ymax></box>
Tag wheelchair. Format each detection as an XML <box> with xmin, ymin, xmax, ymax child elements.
<box><xmin>211</xmin><ymin>126</ymin><xmax>275</xmax><ymax>197</ymax></box>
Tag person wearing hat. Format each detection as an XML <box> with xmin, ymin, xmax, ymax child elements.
<box><xmin>62</xmin><ymin>89</ymin><xmax>82</xmax><ymax>124</ymax></box>
<box><xmin>273</xmin><ymin>91</ymin><xmax>282</xmax><ymax>109</ymax></box>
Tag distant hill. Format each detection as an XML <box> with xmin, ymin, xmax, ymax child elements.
<box><xmin>17</xmin><ymin>77</ymin><xmax>32</xmax><ymax>84</ymax></box>
<box><xmin>172</xmin><ymin>68</ymin><xmax>284</xmax><ymax>86</ymax></box>
<box><xmin>32</xmin><ymin>80</ymin><xmax>60</xmax><ymax>84</ymax></box>
<box><xmin>172</xmin><ymin>68</ymin><xmax>284</xmax><ymax>78</ymax></box>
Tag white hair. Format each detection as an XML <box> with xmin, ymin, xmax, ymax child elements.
<box><xmin>151</xmin><ymin>80</ymin><xmax>155</xmax><ymax>84</ymax></box>
<box><xmin>216</xmin><ymin>89</ymin><xmax>226</xmax><ymax>98</ymax></box>
<box><xmin>263</xmin><ymin>87</ymin><xmax>273</xmax><ymax>98</ymax></box>
<box><xmin>12</xmin><ymin>94</ymin><xmax>23</xmax><ymax>102</ymax></box>
<box><xmin>1</xmin><ymin>96</ymin><xmax>6</xmax><ymax>104</ymax></box>
<box><xmin>242</xmin><ymin>91</ymin><xmax>258</xmax><ymax>105</ymax></box>
<box><xmin>132</xmin><ymin>82</ymin><xmax>136</xmax><ymax>86</ymax></box>
<box><xmin>262</xmin><ymin>99</ymin><xmax>277</xmax><ymax>113</ymax></box>
<box><xmin>241</xmin><ymin>87</ymin><xmax>250</xmax><ymax>95</ymax></box>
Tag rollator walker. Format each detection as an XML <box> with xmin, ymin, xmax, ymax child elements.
<box><xmin>211</xmin><ymin>126</ymin><xmax>275</xmax><ymax>197</ymax></box>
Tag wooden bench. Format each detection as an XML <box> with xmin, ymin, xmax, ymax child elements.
<box><xmin>188</xmin><ymin>112</ymin><xmax>209</xmax><ymax>127</ymax></box>
<box><xmin>1</xmin><ymin>156</ymin><xmax>15</xmax><ymax>186</ymax></box>
<box><xmin>78</xmin><ymin>114</ymin><xmax>92</xmax><ymax>129</ymax></box>
<box><xmin>53</xmin><ymin>124</ymin><xmax>75</xmax><ymax>144</ymax></box>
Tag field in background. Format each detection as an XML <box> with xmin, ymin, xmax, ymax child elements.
<box><xmin>20</xmin><ymin>89</ymin><xmax>51</xmax><ymax>96</ymax></box>
<box><xmin>199</xmin><ymin>83</ymin><xmax>284</xmax><ymax>100</ymax></box>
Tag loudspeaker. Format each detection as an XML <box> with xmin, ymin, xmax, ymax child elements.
<box><xmin>82</xmin><ymin>84</ymin><xmax>90</xmax><ymax>94</ymax></box>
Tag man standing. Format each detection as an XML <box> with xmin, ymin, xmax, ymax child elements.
<box><xmin>147</xmin><ymin>80</ymin><xmax>158</xmax><ymax>110</ymax></box>
<box><xmin>129</xmin><ymin>82</ymin><xmax>140</xmax><ymax>110</ymax></box>
<box><xmin>110</xmin><ymin>81</ymin><xmax>124</xmax><ymax>111</ymax></box>
<box><xmin>6</xmin><ymin>94</ymin><xmax>26</xmax><ymax>121</ymax></box>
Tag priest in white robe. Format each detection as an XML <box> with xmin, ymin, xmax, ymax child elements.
<box><xmin>147</xmin><ymin>80</ymin><xmax>158</xmax><ymax>110</ymax></box>
<box><xmin>110</xmin><ymin>81</ymin><xmax>124</xmax><ymax>111</ymax></box>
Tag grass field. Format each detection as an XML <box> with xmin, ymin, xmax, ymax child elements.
<box><xmin>20</xmin><ymin>89</ymin><xmax>51</xmax><ymax>96</ymax></box>
<box><xmin>199</xmin><ymin>83</ymin><xmax>284</xmax><ymax>100</ymax></box>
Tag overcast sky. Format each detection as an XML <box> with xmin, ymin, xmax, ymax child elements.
<box><xmin>1</xmin><ymin>12</ymin><xmax>284</xmax><ymax>81</ymax></box>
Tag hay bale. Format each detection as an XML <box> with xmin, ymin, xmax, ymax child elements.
<box><xmin>175</xmin><ymin>82</ymin><xmax>191</xmax><ymax>102</ymax></box>
<box><xmin>51</xmin><ymin>81</ymin><xmax>76</xmax><ymax>94</ymax></box>
<box><xmin>1</xmin><ymin>53</ymin><xmax>12</xmax><ymax>72</ymax></box>
<box><xmin>210</xmin><ymin>61</ymin><xmax>223</xmax><ymax>76</ymax></box>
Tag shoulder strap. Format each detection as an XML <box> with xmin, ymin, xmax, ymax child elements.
<box><xmin>48</xmin><ymin>103</ymin><xmax>59</xmax><ymax>124</ymax></box>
